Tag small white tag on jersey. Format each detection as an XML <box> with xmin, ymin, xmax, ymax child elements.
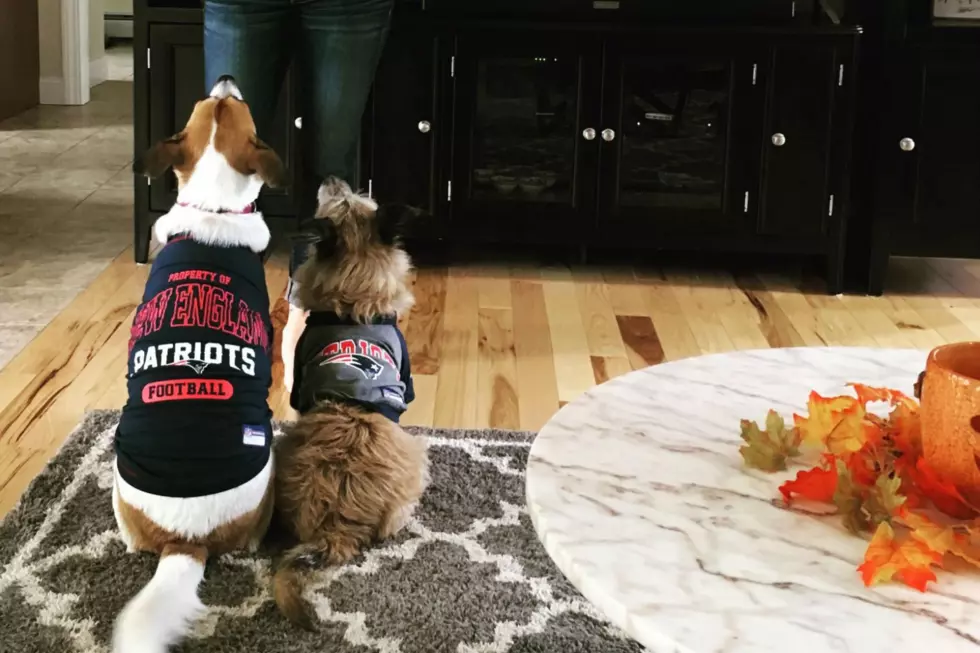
<box><xmin>242</xmin><ymin>425</ymin><xmax>266</xmax><ymax>447</ymax></box>
<box><xmin>381</xmin><ymin>388</ymin><xmax>404</xmax><ymax>405</ymax></box>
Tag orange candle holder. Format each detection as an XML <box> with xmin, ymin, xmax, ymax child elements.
<box><xmin>920</xmin><ymin>342</ymin><xmax>980</xmax><ymax>505</ymax></box>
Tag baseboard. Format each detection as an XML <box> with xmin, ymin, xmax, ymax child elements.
<box><xmin>89</xmin><ymin>57</ymin><xmax>108</xmax><ymax>87</ymax></box>
<box><xmin>105</xmin><ymin>14</ymin><xmax>134</xmax><ymax>39</ymax></box>
<box><xmin>38</xmin><ymin>77</ymin><xmax>67</xmax><ymax>105</ymax></box>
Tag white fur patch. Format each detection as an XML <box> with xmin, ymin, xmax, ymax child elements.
<box><xmin>178</xmin><ymin>141</ymin><xmax>265</xmax><ymax>213</ymax></box>
<box><xmin>113</xmin><ymin>554</ymin><xmax>206</xmax><ymax>653</ymax></box>
<box><xmin>154</xmin><ymin>206</ymin><xmax>270</xmax><ymax>253</ymax></box>
<box><xmin>113</xmin><ymin>454</ymin><xmax>273</xmax><ymax>539</ymax></box>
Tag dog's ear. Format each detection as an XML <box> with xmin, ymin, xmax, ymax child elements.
<box><xmin>249</xmin><ymin>137</ymin><xmax>287</xmax><ymax>189</ymax></box>
<box><xmin>134</xmin><ymin>133</ymin><xmax>185</xmax><ymax>178</ymax></box>
<box><xmin>375</xmin><ymin>203</ymin><xmax>423</xmax><ymax>246</ymax></box>
<box><xmin>312</xmin><ymin>218</ymin><xmax>338</xmax><ymax>260</ymax></box>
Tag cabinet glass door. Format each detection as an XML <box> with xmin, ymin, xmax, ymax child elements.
<box><xmin>599</xmin><ymin>39</ymin><xmax>763</xmax><ymax>240</ymax></box>
<box><xmin>617</xmin><ymin>60</ymin><xmax>729</xmax><ymax>211</ymax></box>
<box><xmin>451</xmin><ymin>33</ymin><xmax>601</xmax><ymax>243</ymax></box>
<box><xmin>469</xmin><ymin>56</ymin><xmax>578</xmax><ymax>204</ymax></box>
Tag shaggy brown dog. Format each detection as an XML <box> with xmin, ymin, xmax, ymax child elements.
<box><xmin>272</xmin><ymin>178</ymin><xmax>429</xmax><ymax>629</ymax></box>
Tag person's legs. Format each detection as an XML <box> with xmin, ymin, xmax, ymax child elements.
<box><xmin>282</xmin><ymin>0</ymin><xmax>393</xmax><ymax>391</ymax></box>
<box><xmin>298</xmin><ymin>0</ymin><xmax>393</xmax><ymax>185</ymax></box>
<box><xmin>203</xmin><ymin>0</ymin><xmax>294</xmax><ymax>138</ymax></box>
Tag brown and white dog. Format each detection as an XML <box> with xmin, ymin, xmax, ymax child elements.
<box><xmin>112</xmin><ymin>75</ymin><xmax>285</xmax><ymax>653</ymax></box>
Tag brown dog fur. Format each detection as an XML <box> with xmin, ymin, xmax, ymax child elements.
<box><xmin>272</xmin><ymin>178</ymin><xmax>429</xmax><ymax>629</ymax></box>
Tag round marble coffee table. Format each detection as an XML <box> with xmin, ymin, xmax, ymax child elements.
<box><xmin>527</xmin><ymin>347</ymin><xmax>980</xmax><ymax>653</ymax></box>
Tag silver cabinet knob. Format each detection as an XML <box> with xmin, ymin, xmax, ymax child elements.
<box><xmin>900</xmin><ymin>137</ymin><xmax>916</xmax><ymax>152</ymax></box>
<box><xmin>418</xmin><ymin>120</ymin><xmax>431</xmax><ymax>134</ymax></box>
<box><xmin>582</xmin><ymin>127</ymin><xmax>596</xmax><ymax>141</ymax></box>
<box><xmin>294</xmin><ymin>117</ymin><xmax>302</xmax><ymax>129</ymax></box>
<box><xmin>601</xmin><ymin>128</ymin><xmax>616</xmax><ymax>142</ymax></box>
<box><xmin>771</xmin><ymin>133</ymin><xmax>787</xmax><ymax>147</ymax></box>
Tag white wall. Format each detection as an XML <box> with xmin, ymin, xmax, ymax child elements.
<box><xmin>38</xmin><ymin>0</ymin><xmax>91</xmax><ymax>105</ymax></box>
<box><xmin>89</xmin><ymin>0</ymin><xmax>106</xmax><ymax>87</ymax></box>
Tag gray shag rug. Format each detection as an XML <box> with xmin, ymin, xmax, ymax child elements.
<box><xmin>0</xmin><ymin>410</ymin><xmax>646</xmax><ymax>653</ymax></box>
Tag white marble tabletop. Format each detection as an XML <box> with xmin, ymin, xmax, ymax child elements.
<box><xmin>526</xmin><ymin>347</ymin><xmax>980</xmax><ymax>653</ymax></box>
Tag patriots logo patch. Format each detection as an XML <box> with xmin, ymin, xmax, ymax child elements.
<box><xmin>165</xmin><ymin>359</ymin><xmax>211</xmax><ymax>375</ymax></box>
<box><xmin>321</xmin><ymin>352</ymin><xmax>384</xmax><ymax>380</ymax></box>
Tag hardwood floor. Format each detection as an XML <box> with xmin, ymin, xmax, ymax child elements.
<box><xmin>2</xmin><ymin>244</ymin><xmax>980</xmax><ymax>517</ymax></box>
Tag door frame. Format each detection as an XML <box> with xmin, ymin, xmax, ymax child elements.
<box><xmin>40</xmin><ymin>0</ymin><xmax>91</xmax><ymax>105</ymax></box>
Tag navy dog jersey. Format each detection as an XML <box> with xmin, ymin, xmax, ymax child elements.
<box><xmin>115</xmin><ymin>236</ymin><xmax>273</xmax><ymax>498</ymax></box>
<box><xmin>290</xmin><ymin>312</ymin><xmax>414</xmax><ymax>422</ymax></box>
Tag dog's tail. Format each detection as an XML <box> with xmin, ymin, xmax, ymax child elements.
<box><xmin>272</xmin><ymin>532</ymin><xmax>365</xmax><ymax>630</ymax></box>
<box><xmin>112</xmin><ymin>543</ymin><xmax>207</xmax><ymax>653</ymax></box>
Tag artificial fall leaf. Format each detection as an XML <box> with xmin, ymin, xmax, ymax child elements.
<box><xmin>857</xmin><ymin>522</ymin><xmax>942</xmax><ymax>591</ymax></box>
<box><xmin>910</xmin><ymin>458</ymin><xmax>979</xmax><ymax>520</ymax></box>
<box><xmin>824</xmin><ymin>403</ymin><xmax>878</xmax><ymax>456</ymax></box>
<box><xmin>833</xmin><ymin>459</ymin><xmax>871</xmax><ymax>534</ymax></box>
<box><xmin>845</xmin><ymin>443</ymin><xmax>881</xmax><ymax>488</ymax></box>
<box><xmin>739</xmin><ymin>410</ymin><xmax>800</xmax><ymax>472</ymax></box>
<box><xmin>780</xmin><ymin>465</ymin><xmax>838</xmax><ymax>503</ymax></box>
<box><xmin>900</xmin><ymin>510</ymin><xmax>967</xmax><ymax>559</ymax></box>
<box><xmin>887</xmin><ymin>400</ymin><xmax>922</xmax><ymax>459</ymax></box>
<box><xmin>863</xmin><ymin>474</ymin><xmax>908</xmax><ymax>527</ymax></box>
<box><xmin>849</xmin><ymin>384</ymin><xmax>911</xmax><ymax>406</ymax></box>
<box><xmin>794</xmin><ymin>392</ymin><xmax>861</xmax><ymax>448</ymax></box>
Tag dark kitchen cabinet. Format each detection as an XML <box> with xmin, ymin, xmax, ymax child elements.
<box><xmin>448</xmin><ymin>31</ymin><xmax>602</xmax><ymax>244</ymax></box>
<box><xmin>433</xmin><ymin>27</ymin><xmax>857</xmax><ymax>289</ymax></box>
<box><xmin>362</xmin><ymin>20</ymin><xmax>450</xmax><ymax>240</ymax></box>
<box><xmin>598</xmin><ymin>35</ymin><xmax>765</xmax><ymax>244</ymax></box>
<box><xmin>868</xmin><ymin>37</ymin><xmax>980</xmax><ymax>293</ymax></box>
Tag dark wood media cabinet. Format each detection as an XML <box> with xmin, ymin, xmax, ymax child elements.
<box><xmin>132</xmin><ymin>0</ymin><xmax>980</xmax><ymax>295</ymax></box>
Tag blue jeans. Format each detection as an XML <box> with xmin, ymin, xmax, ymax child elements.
<box><xmin>204</xmin><ymin>0</ymin><xmax>393</xmax><ymax>304</ymax></box>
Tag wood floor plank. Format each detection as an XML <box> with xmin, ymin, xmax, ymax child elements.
<box><xmin>402</xmin><ymin>373</ymin><xmax>437</xmax><ymax>428</ymax></box>
<box><xmin>543</xmin><ymin>275</ymin><xmax>597</xmax><ymax>403</ymax></box>
<box><xmin>695</xmin><ymin>270</ymin><xmax>772</xmax><ymax>352</ymax></box>
<box><xmin>800</xmin><ymin>290</ymin><xmax>877</xmax><ymax>346</ymax></box>
<box><xmin>432</xmin><ymin>271</ymin><xmax>479</xmax><ymax>428</ymax></box>
<box><xmin>0</xmin><ymin>265</ymin><xmax>148</xmax><ymax>447</ymax></box>
<box><xmin>476</xmin><ymin>308</ymin><xmax>520</xmax><ymax>430</ymax></box>
<box><xmin>633</xmin><ymin>269</ymin><xmax>701</xmax><ymax>362</ymax></box>
<box><xmin>511</xmin><ymin>279</ymin><xmax>560</xmax><ymax>432</ymax></box>
<box><xmin>476</xmin><ymin>267</ymin><xmax>513</xmax><ymax>310</ymax></box>
<box><xmin>663</xmin><ymin>269</ymin><xmax>737</xmax><ymax>354</ymax></box>
<box><xmin>732</xmin><ymin>273</ymin><xmax>807</xmax><ymax>348</ymax></box>
<box><xmin>603</xmin><ymin>267</ymin><xmax>649</xmax><ymax>316</ymax></box>
<box><xmin>616</xmin><ymin>315</ymin><xmax>665</xmax><ymax>370</ymax></box>
<box><xmin>836</xmin><ymin>293</ymin><xmax>919</xmax><ymax>349</ymax></box>
<box><xmin>403</xmin><ymin>268</ymin><xmax>446</xmax><ymax>376</ymax></box>
<box><xmin>590</xmin><ymin>355</ymin><xmax>633</xmax><ymax>385</ymax></box>
<box><xmin>574</xmin><ymin>271</ymin><xmax>628</xmax><ymax>359</ymax></box>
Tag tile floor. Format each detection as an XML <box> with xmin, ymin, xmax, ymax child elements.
<box><xmin>106</xmin><ymin>41</ymin><xmax>134</xmax><ymax>82</ymax></box>
<box><xmin>0</xmin><ymin>81</ymin><xmax>134</xmax><ymax>368</ymax></box>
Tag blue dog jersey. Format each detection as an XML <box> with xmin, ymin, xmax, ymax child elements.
<box><xmin>290</xmin><ymin>312</ymin><xmax>414</xmax><ymax>422</ymax></box>
<box><xmin>114</xmin><ymin>236</ymin><xmax>273</xmax><ymax>498</ymax></box>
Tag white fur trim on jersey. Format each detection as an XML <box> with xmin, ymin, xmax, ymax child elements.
<box><xmin>113</xmin><ymin>453</ymin><xmax>273</xmax><ymax>539</ymax></box>
<box><xmin>154</xmin><ymin>206</ymin><xmax>270</xmax><ymax>253</ymax></box>
<box><xmin>112</xmin><ymin>553</ymin><xmax>206</xmax><ymax>653</ymax></box>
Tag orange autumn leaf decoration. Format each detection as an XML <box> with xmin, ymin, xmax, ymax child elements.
<box><xmin>857</xmin><ymin>522</ymin><xmax>942</xmax><ymax>592</ymax></box>
<box><xmin>740</xmin><ymin>382</ymin><xmax>980</xmax><ymax>592</ymax></box>
<box><xmin>793</xmin><ymin>392</ymin><xmax>862</xmax><ymax>448</ymax></box>
<box><xmin>779</xmin><ymin>465</ymin><xmax>838</xmax><ymax>503</ymax></box>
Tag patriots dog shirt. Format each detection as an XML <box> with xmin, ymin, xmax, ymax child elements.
<box><xmin>114</xmin><ymin>236</ymin><xmax>273</xmax><ymax>498</ymax></box>
<box><xmin>290</xmin><ymin>312</ymin><xmax>415</xmax><ymax>423</ymax></box>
